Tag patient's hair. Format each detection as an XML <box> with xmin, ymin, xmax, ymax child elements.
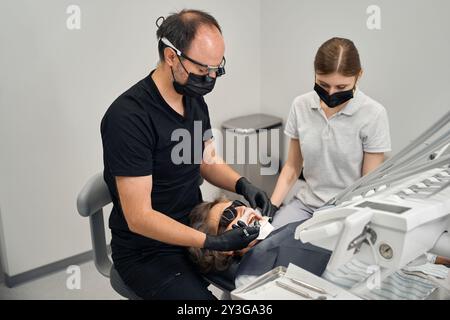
<box><xmin>188</xmin><ymin>196</ymin><xmax>234</xmax><ymax>273</ymax></box>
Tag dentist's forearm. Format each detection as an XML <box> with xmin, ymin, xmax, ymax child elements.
<box><xmin>200</xmin><ymin>160</ymin><xmax>241</xmax><ymax>192</ymax></box>
<box><xmin>129</xmin><ymin>208</ymin><xmax>207</xmax><ymax>248</ymax></box>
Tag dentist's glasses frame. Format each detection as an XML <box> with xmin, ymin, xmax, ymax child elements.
<box><xmin>160</xmin><ymin>37</ymin><xmax>226</xmax><ymax>78</ymax></box>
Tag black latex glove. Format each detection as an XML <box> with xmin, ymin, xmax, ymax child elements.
<box><xmin>232</xmin><ymin>220</ymin><xmax>250</xmax><ymax>229</ymax></box>
<box><xmin>204</xmin><ymin>224</ymin><xmax>260</xmax><ymax>251</ymax></box>
<box><xmin>267</xmin><ymin>203</ymin><xmax>280</xmax><ymax>222</ymax></box>
<box><xmin>235</xmin><ymin>177</ymin><xmax>271</xmax><ymax>216</ymax></box>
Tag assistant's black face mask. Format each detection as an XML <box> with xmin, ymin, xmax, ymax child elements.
<box><xmin>171</xmin><ymin>59</ymin><xmax>216</xmax><ymax>98</ymax></box>
<box><xmin>314</xmin><ymin>83</ymin><xmax>354</xmax><ymax>108</ymax></box>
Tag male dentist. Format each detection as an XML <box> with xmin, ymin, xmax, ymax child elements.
<box><xmin>101</xmin><ymin>9</ymin><xmax>274</xmax><ymax>299</ymax></box>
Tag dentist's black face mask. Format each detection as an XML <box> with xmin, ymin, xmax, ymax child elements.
<box><xmin>314</xmin><ymin>83</ymin><xmax>354</xmax><ymax>108</ymax></box>
<box><xmin>171</xmin><ymin>57</ymin><xmax>216</xmax><ymax>98</ymax></box>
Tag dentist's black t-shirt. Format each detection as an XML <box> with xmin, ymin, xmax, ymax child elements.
<box><xmin>100</xmin><ymin>71</ymin><xmax>213</xmax><ymax>253</ymax></box>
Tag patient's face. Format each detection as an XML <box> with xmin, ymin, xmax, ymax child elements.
<box><xmin>208</xmin><ymin>200</ymin><xmax>262</xmax><ymax>255</ymax></box>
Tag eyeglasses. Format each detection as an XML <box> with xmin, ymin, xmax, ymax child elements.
<box><xmin>219</xmin><ymin>200</ymin><xmax>246</xmax><ymax>229</ymax></box>
<box><xmin>160</xmin><ymin>37</ymin><xmax>226</xmax><ymax>77</ymax></box>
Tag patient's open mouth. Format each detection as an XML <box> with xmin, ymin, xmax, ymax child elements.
<box><xmin>247</xmin><ymin>214</ymin><xmax>256</xmax><ymax>226</ymax></box>
<box><xmin>238</xmin><ymin>208</ymin><xmax>263</xmax><ymax>227</ymax></box>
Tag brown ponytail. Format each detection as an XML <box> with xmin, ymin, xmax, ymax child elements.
<box><xmin>314</xmin><ymin>37</ymin><xmax>361</xmax><ymax>77</ymax></box>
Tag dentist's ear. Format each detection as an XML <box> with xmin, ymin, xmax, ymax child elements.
<box><xmin>164</xmin><ymin>47</ymin><xmax>177</xmax><ymax>67</ymax></box>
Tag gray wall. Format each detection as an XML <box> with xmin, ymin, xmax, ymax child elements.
<box><xmin>1</xmin><ymin>0</ymin><xmax>449</xmax><ymax>279</ymax></box>
<box><xmin>0</xmin><ymin>0</ymin><xmax>261</xmax><ymax>277</ymax></box>
<box><xmin>0</xmin><ymin>253</ymin><xmax>4</xmax><ymax>284</ymax></box>
<box><xmin>261</xmin><ymin>0</ymin><xmax>450</xmax><ymax>159</ymax></box>
<box><xmin>0</xmin><ymin>207</ymin><xmax>5</xmax><ymax>282</ymax></box>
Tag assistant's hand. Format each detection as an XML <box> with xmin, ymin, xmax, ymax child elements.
<box><xmin>235</xmin><ymin>177</ymin><xmax>271</xmax><ymax>216</ymax></box>
<box><xmin>267</xmin><ymin>203</ymin><xmax>280</xmax><ymax>222</ymax></box>
<box><xmin>203</xmin><ymin>224</ymin><xmax>260</xmax><ymax>251</ymax></box>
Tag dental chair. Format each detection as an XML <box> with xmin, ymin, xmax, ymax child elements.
<box><xmin>76</xmin><ymin>172</ymin><xmax>236</xmax><ymax>299</ymax></box>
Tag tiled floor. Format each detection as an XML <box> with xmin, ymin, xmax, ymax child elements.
<box><xmin>0</xmin><ymin>261</ymin><xmax>122</xmax><ymax>300</ymax></box>
<box><xmin>0</xmin><ymin>260</ymin><xmax>224</xmax><ymax>300</ymax></box>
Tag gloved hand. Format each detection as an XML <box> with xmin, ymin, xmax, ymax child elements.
<box><xmin>267</xmin><ymin>203</ymin><xmax>280</xmax><ymax>222</ymax></box>
<box><xmin>232</xmin><ymin>220</ymin><xmax>255</xmax><ymax>229</ymax></box>
<box><xmin>235</xmin><ymin>177</ymin><xmax>271</xmax><ymax>216</ymax></box>
<box><xmin>203</xmin><ymin>224</ymin><xmax>260</xmax><ymax>251</ymax></box>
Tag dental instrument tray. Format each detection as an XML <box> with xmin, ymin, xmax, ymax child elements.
<box><xmin>231</xmin><ymin>266</ymin><xmax>287</xmax><ymax>300</ymax></box>
<box><xmin>231</xmin><ymin>265</ymin><xmax>360</xmax><ymax>300</ymax></box>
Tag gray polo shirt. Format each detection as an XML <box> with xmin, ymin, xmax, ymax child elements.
<box><xmin>284</xmin><ymin>88</ymin><xmax>391</xmax><ymax>208</ymax></box>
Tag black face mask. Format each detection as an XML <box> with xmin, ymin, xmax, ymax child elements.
<box><xmin>171</xmin><ymin>60</ymin><xmax>216</xmax><ymax>98</ymax></box>
<box><xmin>314</xmin><ymin>83</ymin><xmax>354</xmax><ymax>108</ymax></box>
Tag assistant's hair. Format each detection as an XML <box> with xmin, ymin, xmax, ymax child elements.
<box><xmin>188</xmin><ymin>196</ymin><xmax>234</xmax><ymax>274</ymax></box>
<box><xmin>314</xmin><ymin>37</ymin><xmax>361</xmax><ymax>76</ymax></box>
<box><xmin>156</xmin><ymin>9</ymin><xmax>222</xmax><ymax>62</ymax></box>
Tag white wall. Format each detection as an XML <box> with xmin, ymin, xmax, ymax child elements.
<box><xmin>0</xmin><ymin>0</ymin><xmax>261</xmax><ymax>277</ymax></box>
<box><xmin>261</xmin><ymin>0</ymin><xmax>450</xmax><ymax>159</ymax></box>
<box><xmin>1</xmin><ymin>0</ymin><xmax>448</xmax><ymax>279</ymax></box>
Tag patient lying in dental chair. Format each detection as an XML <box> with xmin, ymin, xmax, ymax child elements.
<box><xmin>188</xmin><ymin>196</ymin><xmax>449</xmax><ymax>299</ymax></box>
<box><xmin>187</xmin><ymin>196</ymin><xmax>331</xmax><ymax>288</ymax></box>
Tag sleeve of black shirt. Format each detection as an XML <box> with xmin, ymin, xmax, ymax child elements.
<box><xmin>101</xmin><ymin>100</ymin><xmax>155</xmax><ymax>177</ymax></box>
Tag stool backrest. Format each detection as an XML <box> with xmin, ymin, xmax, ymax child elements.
<box><xmin>76</xmin><ymin>172</ymin><xmax>112</xmax><ymax>277</ymax></box>
<box><xmin>77</xmin><ymin>172</ymin><xmax>112</xmax><ymax>217</ymax></box>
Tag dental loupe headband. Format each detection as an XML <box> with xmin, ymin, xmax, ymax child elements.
<box><xmin>159</xmin><ymin>37</ymin><xmax>226</xmax><ymax>77</ymax></box>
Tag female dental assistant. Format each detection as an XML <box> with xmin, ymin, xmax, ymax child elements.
<box><xmin>269</xmin><ymin>37</ymin><xmax>391</xmax><ymax>227</ymax></box>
